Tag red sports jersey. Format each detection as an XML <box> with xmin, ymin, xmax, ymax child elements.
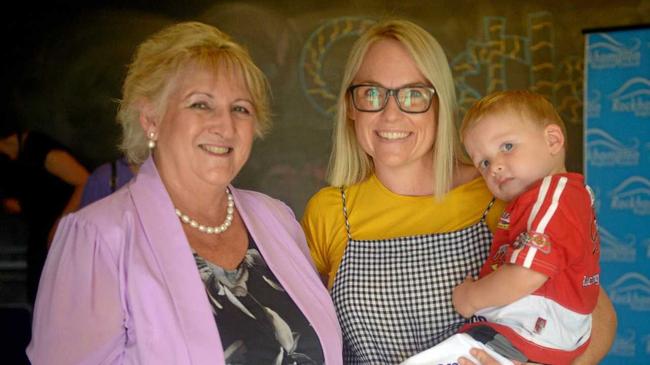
<box><xmin>466</xmin><ymin>173</ymin><xmax>601</xmax><ymax>365</ymax></box>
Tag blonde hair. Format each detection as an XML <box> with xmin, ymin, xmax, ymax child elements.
<box><xmin>327</xmin><ymin>19</ymin><xmax>462</xmax><ymax>198</ymax></box>
<box><xmin>117</xmin><ymin>21</ymin><xmax>271</xmax><ymax>164</ymax></box>
<box><xmin>460</xmin><ymin>90</ymin><xmax>567</xmax><ymax>144</ymax></box>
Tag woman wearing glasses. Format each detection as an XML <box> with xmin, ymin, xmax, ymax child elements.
<box><xmin>301</xmin><ymin>19</ymin><xmax>615</xmax><ymax>365</ymax></box>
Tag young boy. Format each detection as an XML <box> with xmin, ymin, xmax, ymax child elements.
<box><xmin>402</xmin><ymin>90</ymin><xmax>600</xmax><ymax>365</ymax></box>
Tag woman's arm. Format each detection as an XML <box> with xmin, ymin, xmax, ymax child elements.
<box><xmin>457</xmin><ymin>287</ymin><xmax>616</xmax><ymax>365</ymax></box>
<box><xmin>45</xmin><ymin>149</ymin><xmax>89</xmax><ymax>215</ymax></box>
<box><xmin>571</xmin><ymin>287</ymin><xmax>617</xmax><ymax>364</ymax></box>
<box><xmin>300</xmin><ymin>192</ymin><xmax>337</xmax><ymax>287</ymax></box>
<box><xmin>27</xmin><ymin>214</ymin><xmax>125</xmax><ymax>364</ymax></box>
<box><xmin>44</xmin><ymin>149</ymin><xmax>89</xmax><ymax>244</ymax></box>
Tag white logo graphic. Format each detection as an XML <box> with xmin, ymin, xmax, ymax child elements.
<box><xmin>599</xmin><ymin>226</ymin><xmax>636</xmax><ymax>262</ymax></box>
<box><xmin>611</xmin><ymin>329</ymin><xmax>636</xmax><ymax>357</ymax></box>
<box><xmin>588</xmin><ymin>33</ymin><xmax>641</xmax><ymax>69</ymax></box>
<box><xmin>586</xmin><ymin>129</ymin><xmax>639</xmax><ymax>166</ymax></box>
<box><xmin>586</xmin><ymin>90</ymin><xmax>602</xmax><ymax>118</ymax></box>
<box><xmin>610</xmin><ymin>176</ymin><xmax>650</xmax><ymax>215</ymax></box>
<box><xmin>608</xmin><ymin>272</ymin><xmax>650</xmax><ymax>311</ymax></box>
<box><xmin>609</xmin><ymin>77</ymin><xmax>650</xmax><ymax>117</ymax></box>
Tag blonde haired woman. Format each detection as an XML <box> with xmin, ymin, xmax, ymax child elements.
<box><xmin>28</xmin><ymin>21</ymin><xmax>342</xmax><ymax>365</ymax></box>
<box><xmin>301</xmin><ymin>19</ymin><xmax>614</xmax><ymax>365</ymax></box>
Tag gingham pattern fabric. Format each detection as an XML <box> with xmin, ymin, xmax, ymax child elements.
<box><xmin>332</xmin><ymin>188</ymin><xmax>494</xmax><ymax>364</ymax></box>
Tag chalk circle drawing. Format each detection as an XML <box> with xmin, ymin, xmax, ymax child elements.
<box><xmin>299</xmin><ymin>16</ymin><xmax>376</xmax><ymax>118</ymax></box>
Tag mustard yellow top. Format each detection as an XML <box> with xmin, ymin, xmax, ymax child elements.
<box><xmin>301</xmin><ymin>174</ymin><xmax>505</xmax><ymax>288</ymax></box>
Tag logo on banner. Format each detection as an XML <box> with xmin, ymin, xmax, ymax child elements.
<box><xmin>611</xmin><ymin>329</ymin><xmax>636</xmax><ymax>357</ymax></box>
<box><xmin>588</xmin><ymin>33</ymin><xmax>641</xmax><ymax>69</ymax></box>
<box><xmin>609</xmin><ymin>77</ymin><xmax>650</xmax><ymax>117</ymax></box>
<box><xmin>586</xmin><ymin>128</ymin><xmax>639</xmax><ymax>166</ymax></box>
<box><xmin>610</xmin><ymin>176</ymin><xmax>650</xmax><ymax>215</ymax></box>
<box><xmin>599</xmin><ymin>226</ymin><xmax>636</xmax><ymax>262</ymax></box>
<box><xmin>608</xmin><ymin>272</ymin><xmax>650</xmax><ymax>311</ymax></box>
<box><xmin>586</xmin><ymin>90</ymin><xmax>602</xmax><ymax>118</ymax></box>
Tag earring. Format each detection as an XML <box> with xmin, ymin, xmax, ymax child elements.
<box><xmin>147</xmin><ymin>131</ymin><xmax>156</xmax><ymax>149</ymax></box>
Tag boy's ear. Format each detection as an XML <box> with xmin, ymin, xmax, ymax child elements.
<box><xmin>544</xmin><ymin>124</ymin><xmax>565</xmax><ymax>155</ymax></box>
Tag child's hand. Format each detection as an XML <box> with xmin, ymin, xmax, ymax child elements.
<box><xmin>452</xmin><ymin>274</ymin><xmax>476</xmax><ymax>318</ymax></box>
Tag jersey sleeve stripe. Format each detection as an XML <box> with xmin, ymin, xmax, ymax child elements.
<box><xmin>522</xmin><ymin>247</ymin><xmax>538</xmax><ymax>268</ymax></box>
<box><xmin>510</xmin><ymin>247</ymin><xmax>522</xmax><ymax>264</ymax></box>
<box><xmin>535</xmin><ymin>177</ymin><xmax>568</xmax><ymax>234</ymax></box>
<box><xmin>527</xmin><ymin>176</ymin><xmax>552</xmax><ymax>230</ymax></box>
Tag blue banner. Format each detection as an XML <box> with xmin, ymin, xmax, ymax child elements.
<box><xmin>584</xmin><ymin>27</ymin><xmax>650</xmax><ymax>364</ymax></box>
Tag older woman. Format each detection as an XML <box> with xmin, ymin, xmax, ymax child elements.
<box><xmin>301</xmin><ymin>19</ymin><xmax>615</xmax><ymax>365</ymax></box>
<box><xmin>27</xmin><ymin>22</ymin><xmax>342</xmax><ymax>365</ymax></box>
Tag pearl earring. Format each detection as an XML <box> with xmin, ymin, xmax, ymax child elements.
<box><xmin>147</xmin><ymin>131</ymin><xmax>156</xmax><ymax>149</ymax></box>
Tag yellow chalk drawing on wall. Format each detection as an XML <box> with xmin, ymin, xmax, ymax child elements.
<box><xmin>300</xmin><ymin>13</ymin><xmax>583</xmax><ymax>125</ymax></box>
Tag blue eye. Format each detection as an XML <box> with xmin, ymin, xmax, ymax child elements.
<box><xmin>365</xmin><ymin>87</ymin><xmax>380</xmax><ymax>97</ymax></box>
<box><xmin>478</xmin><ymin>160</ymin><xmax>490</xmax><ymax>170</ymax></box>
<box><xmin>501</xmin><ymin>143</ymin><xmax>514</xmax><ymax>152</ymax></box>
<box><xmin>405</xmin><ymin>88</ymin><xmax>422</xmax><ymax>99</ymax></box>
<box><xmin>365</xmin><ymin>87</ymin><xmax>382</xmax><ymax>108</ymax></box>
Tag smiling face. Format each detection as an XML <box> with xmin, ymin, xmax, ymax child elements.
<box><xmin>463</xmin><ymin>110</ymin><xmax>566</xmax><ymax>202</ymax></box>
<box><xmin>142</xmin><ymin>63</ymin><xmax>256</xmax><ymax>193</ymax></box>
<box><xmin>350</xmin><ymin>38</ymin><xmax>437</xmax><ymax>178</ymax></box>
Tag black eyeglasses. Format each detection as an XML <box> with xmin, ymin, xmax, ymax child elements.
<box><xmin>348</xmin><ymin>84</ymin><xmax>436</xmax><ymax>113</ymax></box>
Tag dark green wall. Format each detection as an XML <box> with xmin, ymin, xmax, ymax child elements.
<box><xmin>5</xmin><ymin>0</ymin><xmax>649</xmax><ymax>215</ymax></box>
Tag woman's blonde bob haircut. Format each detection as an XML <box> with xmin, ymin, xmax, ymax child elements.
<box><xmin>327</xmin><ymin>19</ymin><xmax>463</xmax><ymax>198</ymax></box>
<box><xmin>117</xmin><ymin>21</ymin><xmax>271</xmax><ymax>164</ymax></box>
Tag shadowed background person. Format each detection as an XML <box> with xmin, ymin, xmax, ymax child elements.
<box><xmin>0</xmin><ymin>125</ymin><xmax>88</xmax><ymax>305</ymax></box>
<box><xmin>79</xmin><ymin>155</ymin><xmax>137</xmax><ymax>208</ymax></box>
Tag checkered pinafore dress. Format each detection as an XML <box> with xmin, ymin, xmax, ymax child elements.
<box><xmin>331</xmin><ymin>188</ymin><xmax>494</xmax><ymax>364</ymax></box>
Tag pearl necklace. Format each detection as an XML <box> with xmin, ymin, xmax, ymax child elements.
<box><xmin>175</xmin><ymin>189</ymin><xmax>235</xmax><ymax>234</ymax></box>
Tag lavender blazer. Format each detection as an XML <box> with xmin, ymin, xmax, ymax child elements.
<box><xmin>27</xmin><ymin>157</ymin><xmax>342</xmax><ymax>364</ymax></box>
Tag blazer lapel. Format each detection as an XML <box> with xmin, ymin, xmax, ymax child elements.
<box><xmin>129</xmin><ymin>157</ymin><xmax>224</xmax><ymax>364</ymax></box>
<box><xmin>232</xmin><ymin>188</ymin><xmax>341</xmax><ymax>353</ymax></box>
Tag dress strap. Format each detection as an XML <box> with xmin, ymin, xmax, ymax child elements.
<box><xmin>481</xmin><ymin>197</ymin><xmax>496</xmax><ymax>222</ymax></box>
<box><xmin>340</xmin><ymin>187</ymin><xmax>352</xmax><ymax>240</ymax></box>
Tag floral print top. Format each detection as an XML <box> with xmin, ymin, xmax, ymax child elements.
<box><xmin>193</xmin><ymin>235</ymin><xmax>325</xmax><ymax>365</ymax></box>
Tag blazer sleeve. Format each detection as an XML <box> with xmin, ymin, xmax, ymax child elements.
<box><xmin>27</xmin><ymin>213</ymin><xmax>127</xmax><ymax>365</ymax></box>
